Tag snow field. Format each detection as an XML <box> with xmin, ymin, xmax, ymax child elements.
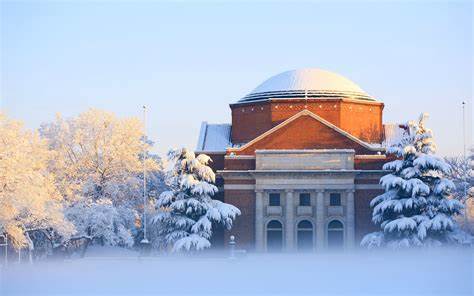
<box><xmin>1</xmin><ymin>248</ymin><xmax>472</xmax><ymax>296</ymax></box>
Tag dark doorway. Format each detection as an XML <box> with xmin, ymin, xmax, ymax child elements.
<box><xmin>327</xmin><ymin>220</ymin><xmax>344</xmax><ymax>249</ymax></box>
<box><xmin>297</xmin><ymin>220</ymin><xmax>313</xmax><ymax>251</ymax></box>
<box><xmin>266</xmin><ymin>220</ymin><xmax>283</xmax><ymax>252</ymax></box>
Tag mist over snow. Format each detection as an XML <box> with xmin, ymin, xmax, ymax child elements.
<box><xmin>1</xmin><ymin>248</ymin><xmax>472</xmax><ymax>296</ymax></box>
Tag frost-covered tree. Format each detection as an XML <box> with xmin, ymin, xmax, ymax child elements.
<box><xmin>444</xmin><ymin>155</ymin><xmax>473</xmax><ymax>202</ymax></box>
<box><xmin>444</xmin><ymin>152</ymin><xmax>474</xmax><ymax>233</ymax></box>
<box><xmin>153</xmin><ymin>148</ymin><xmax>240</xmax><ymax>252</ymax></box>
<box><xmin>66</xmin><ymin>198</ymin><xmax>134</xmax><ymax>247</ymax></box>
<box><xmin>362</xmin><ymin>114</ymin><xmax>471</xmax><ymax>249</ymax></box>
<box><xmin>0</xmin><ymin>113</ymin><xmax>74</xmax><ymax>255</ymax></box>
<box><xmin>134</xmin><ymin>165</ymin><xmax>169</xmax><ymax>248</ymax></box>
<box><xmin>467</xmin><ymin>148</ymin><xmax>474</xmax><ymax>232</ymax></box>
<box><xmin>470</xmin><ymin>147</ymin><xmax>474</xmax><ymax>199</ymax></box>
<box><xmin>40</xmin><ymin>109</ymin><xmax>161</xmax><ymax>250</ymax></box>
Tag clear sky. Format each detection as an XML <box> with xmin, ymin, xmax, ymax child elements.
<box><xmin>1</xmin><ymin>1</ymin><xmax>472</xmax><ymax>156</ymax></box>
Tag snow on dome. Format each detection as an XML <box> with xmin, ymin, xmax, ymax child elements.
<box><xmin>239</xmin><ymin>68</ymin><xmax>375</xmax><ymax>103</ymax></box>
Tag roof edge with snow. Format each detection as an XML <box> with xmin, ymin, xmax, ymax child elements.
<box><xmin>195</xmin><ymin>122</ymin><xmax>233</xmax><ymax>152</ymax></box>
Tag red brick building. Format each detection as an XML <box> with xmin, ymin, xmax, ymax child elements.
<box><xmin>196</xmin><ymin>69</ymin><xmax>402</xmax><ymax>251</ymax></box>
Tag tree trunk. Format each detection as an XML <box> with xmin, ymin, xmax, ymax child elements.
<box><xmin>25</xmin><ymin>232</ymin><xmax>34</xmax><ymax>264</ymax></box>
<box><xmin>80</xmin><ymin>238</ymin><xmax>91</xmax><ymax>258</ymax></box>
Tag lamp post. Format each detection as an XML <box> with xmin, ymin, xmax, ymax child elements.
<box><xmin>462</xmin><ymin>102</ymin><xmax>468</xmax><ymax>198</ymax></box>
<box><xmin>462</xmin><ymin>101</ymin><xmax>469</xmax><ymax>227</ymax></box>
<box><xmin>141</xmin><ymin>105</ymin><xmax>149</xmax><ymax>246</ymax></box>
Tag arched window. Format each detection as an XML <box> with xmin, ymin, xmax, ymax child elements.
<box><xmin>297</xmin><ymin>220</ymin><xmax>313</xmax><ymax>251</ymax></box>
<box><xmin>327</xmin><ymin>220</ymin><xmax>344</xmax><ymax>249</ymax></box>
<box><xmin>266</xmin><ymin>220</ymin><xmax>283</xmax><ymax>252</ymax></box>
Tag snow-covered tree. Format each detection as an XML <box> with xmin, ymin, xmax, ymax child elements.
<box><xmin>66</xmin><ymin>198</ymin><xmax>134</xmax><ymax>247</ymax></box>
<box><xmin>444</xmin><ymin>155</ymin><xmax>473</xmax><ymax>202</ymax></box>
<box><xmin>0</xmin><ymin>113</ymin><xmax>74</xmax><ymax>253</ymax></box>
<box><xmin>467</xmin><ymin>148</ymin><xmax>474</xmax><ymax>232</ymax></box>
<box><xmin>134</xmin><ymin>165</ymin><xmax>169</xmax><ymax>248</ymax></box>
<box><xmin>470</xmin><ymin>147</ymin><xmax>474</xmax><ymax>199</ymax></box>
<box><xmin>444</xmin><ymin>152</ymin><xmax>474</xmax><ymax>234</ymax></box>
<box><xmin>153</xmin><ymin>148</ymin><xmax>240</xmax><ymax>252</ymax></box>
<box><xmin>362</xmin><ymin>113</ymin><xmax>471</xmax><ymax>249</ymax></box>
<box><xmin>40</xmin><ymin>109</ymin><xmax>161</xmax><ymax>250</ymax></box>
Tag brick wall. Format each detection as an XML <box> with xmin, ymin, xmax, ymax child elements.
<box><xmin>230</xmin><ymin>98</ymin><xmax>384</xmax><ymax>144</ymax></box>
<box><xmin>224</xmin><ymin>179</ymin><xmax>256</xmax><ymax>185</ymax></box>
<box><xmin>224</xmin><ymin>189</ymin><xmax>255</xmax><ymax>250</ymax></box>
<box><xmin>339</xmin><ymin>101</ymin><xmax>384</xmax><ymax>143</ymax></box>
<box><xmin>231</xmin><ymin>101</ymin><xmax>272</xmax><ymax>143</ymax></box>
<box><xmin>355</xmin><ymin>189</ymin><xmax>383</xmax><ymax>243</ymax></box>
<box><xmin>224</xmin><ymin>157</ymin><xmax>256</xmax><ymax>170</ymax></box>
<box><xmin>236</xmin><ymin>115</ymin><xmax>375</xmax><ymax>155</ymax></box>
<box><xmin>355</xmin><ymin>158</ymin><xmax>386</xmax><ymax>170</ymax></box>
<box><xmin>269</xmin><ymin>99</ymin><xmax>341</xmax><ymax>127</ymax></box>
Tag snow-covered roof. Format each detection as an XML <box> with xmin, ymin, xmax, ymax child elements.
<box><xmin>383</xmin><ymin>123</ymin><xmax>406</xmax><ymax>147</ymax></box>
<box><xmin>239</xmin><ymin>68</ymin><xmax>375</xmax><ymax>103</ymax></box>
<box><xmin>196</xmin><ymin>122</ymin><xmax>232</xmax><ymax>152</ymax></box>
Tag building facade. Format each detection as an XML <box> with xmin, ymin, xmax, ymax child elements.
<box><xmin>196</xmin><ymin>68</ymin><xmax>403</xmax><ymax>252</ymax></box>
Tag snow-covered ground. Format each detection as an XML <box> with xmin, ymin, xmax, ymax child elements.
<box><xmin>1</xmin><ymin>248</ymin><xmax>472</xmax><ymax>296</ymax></box>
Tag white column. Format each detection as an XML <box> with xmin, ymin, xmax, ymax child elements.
<box><xmin>255</xmin><ymin>190</ymin><xmax>264</xmax><ymax>252</ymax></box>
<box><xmin>316</xmin><ymin>190</ymin><xmax>325</xmax><ymax>250</ymax></box>
<box><xmin>285</xmin><ymin>189</ymin><xmax>295</xmax><ymax>251</ymax></box>
<box><xmin>346</xmin><ymin>190</ymin><xmax>355</xmax><ymax>249</ymax></box>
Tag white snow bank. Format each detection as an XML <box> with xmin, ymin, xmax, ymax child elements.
<box><xmin>84</xmin><ymin>245</ymin><xmax>139</xmax><ymax>258</ymax></box>
<box><xmin>1</xmin><ymin>249</ymin><xmax>472</xmax><ymax>296</ymax></box>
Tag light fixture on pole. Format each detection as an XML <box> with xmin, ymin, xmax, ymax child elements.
<box><xmin>141</xmin><ymin>105</ymin><xmax>149</xmax><ymax>245</ymax></box>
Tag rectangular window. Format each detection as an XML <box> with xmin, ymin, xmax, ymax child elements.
<box><xmin>269</xmin><ymin>193</ymin><xmax>280</xmax><ymax>206</ymax></box>
<box><xmin>330</xmin><ymin>193</ymin><xmax>341</xmax><ymax>206</ymax></box>
<box><xmin>299</xmin><ymin>193</ymin><xmax>311</xmax><ymax>206</ymax></box>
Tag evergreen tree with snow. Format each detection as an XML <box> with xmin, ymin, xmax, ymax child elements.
<box><xmin>153</xmin><ymin>148</ymin><xmax>240</xmax><ymax>252</ymax></box>
<box><xmin>362</xmin><ymin>113</ymin><xmax>471</xmax><ymax>248</ymax></box>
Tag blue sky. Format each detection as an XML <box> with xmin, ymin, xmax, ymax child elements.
<box><xmin>1</xmin><ymin>1</ymin><xmax>472</xmax><ymax>156</ymax></box>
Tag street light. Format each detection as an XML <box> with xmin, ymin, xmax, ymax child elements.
<box><xmin>462</xmin><ymin>101</ymin><xmax>468</xmax><ymax>199</ymax></box>
<box><xmin>141</xmin><ymin>105</ymin><xmax>149</xmax><ymax>245</ymax></box>
<box><xmin>461</xmin><ymin>101</ymin><xmax>469</xmax><ymax>228</ymax></box>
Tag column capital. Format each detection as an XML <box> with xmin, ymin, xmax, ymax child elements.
<box><xmin>285</xmin><ymin>189</ymin><xmax>294</xmax><ymax>193</ymax></box>
<box><xmin>316</xmin><ymin>189</ymin><xmax>325</xmax><ymax>193</ymax></box>
<box><xmin>255</xmin><ymin>189</ymin><xmax>264</xmax><ymax>194</ymax></box>
<box><xmin>346</xmin><ymin>189</ymin><xmax>355</xmax><ymax>194</ymax></box>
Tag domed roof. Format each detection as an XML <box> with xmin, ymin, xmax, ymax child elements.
<box><xmin>239</xmin><ymin>68</ymin><xmax>375</xmax><ymax>103</ymax></box>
